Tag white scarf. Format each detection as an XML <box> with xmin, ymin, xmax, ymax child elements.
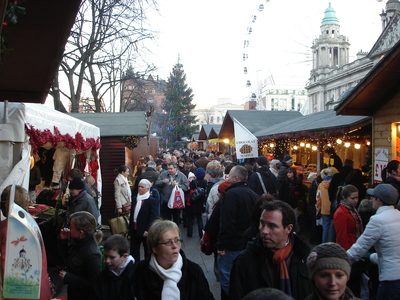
<box><xmin>133</xmin><ymin>191</ymin><xmax>150</xmax><ymax>223</ymax></box>
<box><xmin>149</xmin><ymin>253</ymin><xmax>183</xmax><ymax>300</ymax></box>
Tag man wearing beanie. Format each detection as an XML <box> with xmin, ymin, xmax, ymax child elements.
<box><xmin>306</xmin><ymin>242</ymin><xmax>356</xmax><ymax>300</ymax></box>
<box><xmin>217</xmin><ymin>165</ymin><xmax>258</xmax><ymax>299</ymax></box>
<box><xmin>69</xmin><ymin>177</ymin><xmax>100</xmax><ymax>222</ymax></box>
<box><xmin>230</xmin><ymin>200</ymin><xmax>311</xmax><ymax>300</ymax></box>
<box><xmin>248</xmin><ymin>156</ymin><xmax>277</xmax><ymax>197</ymax></box>
<box><xmin>347</xmin><ymin>183</ymin><xmax>400</xmax><ymax>299</ymax></box>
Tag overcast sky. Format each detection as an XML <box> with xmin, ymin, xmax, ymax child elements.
<box><xmin>144</xmin><ymin>0</ymin><xmax>386</xmax><ymax>108</ymax></box>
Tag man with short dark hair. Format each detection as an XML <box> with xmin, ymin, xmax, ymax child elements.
<box><xmin>347</xmin><ymin>184</ymin><xmax>400</xmax><ymax>299</ymax></box>
<box><xmin>229</xmin><ymin>200</ymin><xmax>312</xmax><ymax>300</ymax></box>
<box><xmin>155</xmin><ymin>162</ymin><xmax>188</xmax><ymax>224</ymax></box>
<box><xmin>217</xmin><ymin>165</ymin><xmax>258</xmax><ymax>299</ymax></box>
<box><xmin>248</xmin><ymin>156</ymin><xmax>277</xmax><ymax>197</ymax></box>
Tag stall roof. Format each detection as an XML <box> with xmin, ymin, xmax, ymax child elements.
<box><xmin>209</xmin><ymin>125</ymin><xmax>222</xmax><ymax>139</ymax></box>
<box><xmin>0</xmin><ymin>103</ymin><xmax>100</xmax><ymax>142</ymax></box>
<box><xmin>335</xmin><ymin>39</ymin><xmax>400</xmax><ymax>116</ymax></box>
<box><xmin>254</xmin><ymin>110</ymin><xmax>371</xmax><ymax>140</ymax></box>
<box><xmin>219</xmin><ymin>110</ymin><xmax>302</xmax><ymax>139</ymax></box>
<box><xmin>198</xmin><ymin>125</ymin><xmax>218</xmax><ymax>140</ymax></box>
<box><xmin>69</xmin><ymin>111</ymin><xmax>148</xmax><ymax>137</ymax></box>
<box><xmin>0</xmin><ymin>0</ymin><xmax>81</xmax><ymax>103</ymax></box>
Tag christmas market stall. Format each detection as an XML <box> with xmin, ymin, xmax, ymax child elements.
<box><xmin>336</xmin><ymin>39</ymin><xmax>400</xmax><ymax>183</ymax></box>
<box><xmin>0</xmin><ymin>102</ymin><xmax>101</xmax><ymax>269</ymax></box>
<box><xmin>218</xmin><ymin>110</ymin><xmax>302</xmax><ymax>160</ymax></box>
<box><xmin>69</xmin><ymin>111</ymin><xmax>153</xmax><ymax>223</ymax></box>
<box><xmin>254</xmin><ymin>110</ymin><xmax>371</xmax><ymax>179</ymax></box>
<box><xmin>197</xmin><ymin>124</ymin><xmax>222</xmax><ymax>151</ymax></box>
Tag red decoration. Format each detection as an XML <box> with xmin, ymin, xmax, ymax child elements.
<box><xmin>25</xmin><ymin>124</ymin><xmax>102</xmax><ymax>153</ymax></box>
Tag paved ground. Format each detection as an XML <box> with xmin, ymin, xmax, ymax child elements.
<box><xmin>53</xmin><ymin>221</ymin><xmax>221</xmax><ymax>299</ymax></box>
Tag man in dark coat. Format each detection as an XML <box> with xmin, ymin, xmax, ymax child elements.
<box><xmin>229</xmin><ymin>200</ymin><xmax>312</xmax><ymax>300</ymax></box>
<box><xmin>248</xmin><ymin>156</ymin><xmax>277</xmax><ymax>197</ymax></box>
<box><xmin>132</xmin><ymin>160</ymin><xmax>160</xmax><ymax>196</ymax></box>
<box><xmin>217</xmin><ymin>165</ymin><xmax>258</xmax><ymax>299</ymax></box>
<box><xmin>328</xmin><ymin>159</ymin><xmax>353</xmax><ymax>203</ymax></box>
<box><xmin>69</xmin><ymin>177</ymin><xmax>100</xmax><ymax>222</ymax></box>
<box><xmin>276</xmin><ymin>154</ymin><xmax>293</xmax><ymax>192</ymax></box>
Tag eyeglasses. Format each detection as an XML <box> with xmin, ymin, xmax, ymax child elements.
<box><xmin>158</xmin><ymin>238</ymin><xmax>183</xmax><ymax>246</ymax></box>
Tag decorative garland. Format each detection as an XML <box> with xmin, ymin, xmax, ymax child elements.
<box><xmin>121</xmin><ymin>135</ymin><xmax>140</xmax><ymax>149</ymax></box>
<box><xmin>25</xmin><ymin>124</ymin><xmax>101</xmax><ymax>153</ymax></box>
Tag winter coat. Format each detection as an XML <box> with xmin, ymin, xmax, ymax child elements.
<box><xmin>316</xmin><ymin>178</ymin><xmax>332</xmax><ymax>216</ymax></box>
<box><xmin>95</xmin><ymin>259</ymin><xmax>136</xmax><ymax>300</ymax></box>
<box><xmin>278</xmin><ymin>178</ymin><xmax>304</xmax><ymax>209</ymax></box>
<box><xmin>69</xmin><ymin>189</ymin><xmax>100</xmax><ymax>221</ymax></box>
<box><xmin>328</xmin><ymin>166</ymin><xmax>353</xmax><ymax>202</ymax></box>
<box><xmin>229</xmin><ymin>233</ymin><xmax>312</xmax><ymax>300</ymax></box>
<box><xmin>188</xmin><ymin>179</ymin><xmax>208</xmax><ymax>214</ymax></box>
<box><xmin>114</xmin><ymin>173</ymin><xmax>131</xmax><ymax>209</ymax></box>
<box><xmin>347</xmin><ymin>205</ymin><xmax>400</xmax><ymax>281</ymax></box>
<box><xmin>334</xmin><ymin>203</ymin><xmax>362</xmax><ymax>250</ymax></box>
<box><xmin>248</xmin><ymin>167</ymin><xmax>277</xmax><ymax>196</ymax></box>
<box><xmin>132</xmin><ymin>167</ymin><xmax>160</xmax><ymax>196</ymax></box>
<box><xmin>276</xmin><ymin>161</ymin><xmax>290</xmax><ymax>190</ymax></box>
<box><xmin>129</xmin><ymin>196</ymin><xmax>159</xmax><ymax>237</ymax></box>
<box><xmin>217</xmin><ymin>181</ymin><xmax>258</xmax><ymax>251</ymax></box>
<box><xmin>58</xmin><ymin>235</ymin><xmax>102</xmax><ymax>300</ymax></box>
<box><xmin>155</xmin><ymin>171</ymin><xmax>189</xmax><ymax>204</ymax></box>
<box><xmin>134</xmin><ymin>250</ymin><xmax>215</xmax><ymax>300</ymax></box>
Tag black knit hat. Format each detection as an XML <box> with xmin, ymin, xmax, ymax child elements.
<box><xmin>69</xmin><ymin>177</ymin><xmax>85</xmax><ymax>190</ymax></box>
<box><xmin>306</xmin><ymin>242</ymin><xmax>351</xmax><ymax>279</ymax></box>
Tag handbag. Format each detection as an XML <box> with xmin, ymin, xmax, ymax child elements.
<box><xmin>121</xmin><ymin>201</ymin><xmax>131</xmax><ymax>215</ymax></box>
<box><xmin>108</xmin><ymin>215</ymin><xmax>129</xmax><ymax>236</ymax></box>
<box><xmin>168</xmin><ymin>185</ymin><xmax>185</xmax><ymax>209</ymax></box>
<box><xmin>191</xmin><ymin>180</ymin><xmax>205</xmax><ymax>202</ymax></box>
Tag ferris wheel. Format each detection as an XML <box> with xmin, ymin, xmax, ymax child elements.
<box><xmin>242</xmin><ymin>0</ymin><xmax>271</xmax><ymax>110</ymax></box>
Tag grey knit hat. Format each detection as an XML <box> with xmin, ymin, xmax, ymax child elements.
<box><xmin>306</xmin><ymin>242</ymin><xmax>351</xmax><ymax>279</ymax></box>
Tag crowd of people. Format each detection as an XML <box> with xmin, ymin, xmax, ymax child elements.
<box><xmin>2</xmin><ymin>148</ymin><xmax>400</xmax><ymax>300</ymax></box>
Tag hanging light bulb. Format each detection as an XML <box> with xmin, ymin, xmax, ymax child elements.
<box><xmin>344</xmin><ymin>142</ymin><xmax>351</xmax><ymax>148</ymax></box>
<box><xmin>354</xmin><ymin>144</ymin><xmax>361</xmax><ymax>149</ymax></box>
<box><xmin>300</xmin><ymin>142</ymin><xmax>305</xmax><ymax>147</ymax></box>
<box><xmin>306</xmin><ymin>143</ymin><xmax>310</xmax><ymax>148</ymax></box>
<box><xmin>327</xmin><ymin>143</ymin><xmax>332</xmax><ymax>147</ymax></box>
<box><xmin>270</xmin><ymin>143</ymin><xmax>275</xmax><ymax>148</ymax></box>
<box><xmin>312</xmin><ymin>145</ymin><xmax>318</xmax><ymax>151</ymax></box>
<box><xmin>293</xmin><ymin>145</ymin><xmax>298</xmax><ymax>150</ymax></box>
<box><xmin>336</xmin><ymin>139</ymin><xmax>342</xmax><ymax>144</ymax></box>
<box><xmin>366</xmin><ymin>141</ymin><xmax>371</xmax><ymax>146</ymax></box>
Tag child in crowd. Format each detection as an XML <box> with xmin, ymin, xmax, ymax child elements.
<box><xmin>96</xmin><ymin>235</ymin><xmax>136</xmax><ymax>300</ymax></box>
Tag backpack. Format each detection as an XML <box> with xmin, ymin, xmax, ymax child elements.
<box><xmin>191</xmin><ymin>180</ymin><xmax>205</xmax><ymax>202</ymax></box>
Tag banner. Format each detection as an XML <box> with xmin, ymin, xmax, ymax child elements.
<box><xmin>233</xmin><ymin>119</ymin><xmax>258</xmax><ymax>159</ymax></box>
<box><xmin>3</xmin><ymin>185</ymin><xmax>42</xmax><ymax>299</ymax></box>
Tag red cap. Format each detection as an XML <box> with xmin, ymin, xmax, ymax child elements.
<box><xmin>218</xmin><ymin>180</ymin><xmax>231</xmax><ymax>195</ymax></box>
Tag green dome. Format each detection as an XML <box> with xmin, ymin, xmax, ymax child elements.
<box><xmin>321</xmin><ymin>3</ymin><xmax>339</xmax><ymax>26</ymax></box>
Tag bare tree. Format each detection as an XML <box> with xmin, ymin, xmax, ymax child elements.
<box><xmin>55</xmin><ymin>0</ymin><xmax>157</xmax><ymax>112</ymax></box>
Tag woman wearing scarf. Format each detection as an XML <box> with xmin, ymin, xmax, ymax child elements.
<box><xmin>114</xmin><ymin>165</ymin><xmax>132</xmax><ymax>215</ymax></box>
<box><xmin>333</xmin><ymin>184</ymin><xmax>364</xmax><ymax>297</ymax></box>
<box><xmin>129</xmin><ymin>179</ymin><xmax>159</xmax><ymax>262</ymax></box>
<box><xmin>134</xmin><ymin>219</ymin><xmax>215</xmax><ymax>300</ymax></box>
<box><xmin>305</xmin><ymin>242</ymin><xmax>360</xmax><ymax>300</ymax></box>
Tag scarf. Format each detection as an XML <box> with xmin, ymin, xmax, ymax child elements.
<box><xmin>149</xmin><ymin>253</ymin><xmax>183</xmax><ymax>300</ymax></box>
<box><xmin>340</xmin><ymin>202</ymin><xmax>363</xmax><ymax>238</ymax></box>
<box><xmin>271</xmin><ymin>237</ymin><xmax>293</xmax><ymax>296</ymax></box>
<box><xmin>133</xmin><ymin>191</ymin><xmax>150</xmax><ymax>223</ymax></box>
<box><xmin>110</xmin><ymin>255</ymin><xmax>135</xmax><ymax>277</ymax></box>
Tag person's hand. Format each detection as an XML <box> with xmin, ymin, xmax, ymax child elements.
<box><xmin>163</xmin><ymin>178</ymin><xmax>169</xmax><ymax>184</ymax></box>
<box><xmin>143</xmin><ymin>231</ymin><xmax>148</xmax><ymax>237</ymax></box>
<box><xmin>59</xmin><ymin>228</ymin><xmax>70</xmax><ymax>240</ymax></box>
<box><xmin>362</xmin><ymin>252</ymin><xmax>371</xmax><ymax>261</ymax></box>
<box><xmin>59</xmin><ymin>270</ymin><xmax>67</xmax><ymax>280</ymax></box>
<box><xmin>117</xmin><ymin>208</ymin><xmax>122</xmax><ymax>214</ymax></box>
<box><xmin>217</xmin><ymin>250</ymin><xmax>225</xmax><ymax>256</ymax></box>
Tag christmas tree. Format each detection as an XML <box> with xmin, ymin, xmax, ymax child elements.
<box><xmin>156</xmin><ymin>62</ymin><xmax>197</xmax><ymax>149</ymax></box>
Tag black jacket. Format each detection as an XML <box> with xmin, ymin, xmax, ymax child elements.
<box><xmin>328</xmin><ymin>166</ymin><xmax>353</xmax><ymax>202</ymax></box>
<box><xmin>248</xmin><ymin>167</ymin><xmax>277</xmax><ymax>196</ymax></box>
<box><xmin>129</xmin><ymin>196</ymin><xmax>159</xmax><ymax>237</ymax></box>
<box><xmin>229</xmin><ymin>233</ymin><xmax>312</xmax><ymax>300</ymax></box>
<box><xmin>95</xmin><ymin>259</ymin><xmax>136</xmax><ymax>300</ymax></box>
<box><xmin>217</xmin><ymin>181</ymin><xmax>258</xmax><ymax>251</ymax></box>
<box><xmin>134</xmin><ymin>250</ymin><xmax>215</xmax><ymax>300</ymax></box>
<box><xmin>188</xmin><ymin>179</ymin><xmax>208</xmax><ymax>214</ymax></box>
<box><xmin>58</xmin><ymin>235</ymin><xmax>102</xmax><ymax>300</ymax></box>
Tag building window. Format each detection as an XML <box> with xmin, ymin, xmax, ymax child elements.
<box><xmin>217</xmin><ymin>116</ymin><xmax>220</xmax><ymax>123</ymax></box>
<box><xmin>210</xmin><ymin>116</ymin><xmax>214</xmax><ymax>123</ymax></box>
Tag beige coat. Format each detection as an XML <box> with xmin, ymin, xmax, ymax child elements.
<box><xmin>114</xmin><ymin>173</ymin><xmax>131</xmax><ymax>209</ymax></box>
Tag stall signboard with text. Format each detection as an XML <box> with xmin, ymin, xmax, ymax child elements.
<box><xmin>374</xmin><ymin>148</ymin><xmax>389</xmax><ymax>183</ymax></box>
<box><xmin>234</xmin><ymin>120</ymin><xmax>258</xmax><ymax>160</ymax></box>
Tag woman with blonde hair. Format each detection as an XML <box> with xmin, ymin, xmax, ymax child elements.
<box><xmin>134</xmin><ymin>219</ymin><xmax>214</xmax><ymax>299</ymax></box>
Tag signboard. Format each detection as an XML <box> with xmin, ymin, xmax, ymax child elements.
<box><xmin>374</xmin><ymin>148</ymin><xmax>389</xmax><ymax>183</ymax></box>
<box><xmin>234</xmin><ymin>119</ymin><xmax>258</xmax><ymax>159</ymax></box>
<box><xmin>3</xmin><ymin>185</ymin><xmax>42</xmax><ymax>299</ymax></box>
